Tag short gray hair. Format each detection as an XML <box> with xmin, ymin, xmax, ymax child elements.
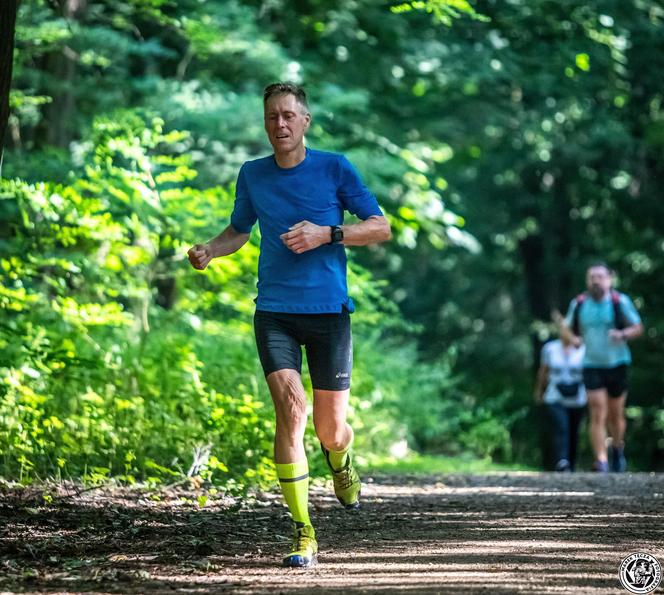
<box><xmin>263</xmin><ymin>82</ymin><xmax>310</xmax><ymax>114</ymax></box>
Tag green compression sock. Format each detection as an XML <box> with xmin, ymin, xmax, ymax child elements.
<box><xmin>275</xmin><ymin>460</ymin><xmax>311</xmax><ymax>526</ymax></box>
<box><xmin>327</xmin><ymin>441</ymin><xmax>352</xmax><ymax>471</ymax></box>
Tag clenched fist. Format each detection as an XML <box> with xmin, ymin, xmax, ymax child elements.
<box><xmin>188</xmin><ymin>244</ymin><xmax>213</xmax><ymax>270</ymax></box>
<box><xmin>280</xmin><ymin>221</ymin><xmax>329</xmax><ymax>254</ymax></box>
<box><xmin>608</xmin><ymin>329</ymin><xmax>626</xmax><ymax>343</ymax></box>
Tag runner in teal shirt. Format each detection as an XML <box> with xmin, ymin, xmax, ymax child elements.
<box><xmin>564</xmin><ymin>292</ymin><xmax>641</xmax><ymax>368</ymax></box>
<box><xmin>562</xmin><ymin>262</ymin><xmax>643</xmax><ymax>473</ymax></box>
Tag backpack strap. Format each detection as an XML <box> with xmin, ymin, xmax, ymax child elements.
<box><xmin>571</xmin><ymin>293</ymin><xmax>587</xmax><ymax>336</ymax></box>
<box><xmin>611</xmin><ymin>290</ymin><xmax>626</xmax><ymax>330</ymax></box>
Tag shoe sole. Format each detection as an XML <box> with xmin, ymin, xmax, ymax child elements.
<box><xmin>283</xmin><ymin>553</ymin><xmax>318</xmax><ymax>568</ymax></box>
<box><xmin>338</xmin><ymin>488</ymin><xmax>361</xmax><ymax>511</ymax></box>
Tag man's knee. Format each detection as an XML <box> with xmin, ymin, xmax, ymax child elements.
<box><xmin>268</xmin><ymin>371</ymin><xmax>307</xmax><ymax>423</ymax></box>
<box><xmin>590</xmin><ymin>410</ymin><xmax>607</xmax><ymax>425</ymax></box>
<box><xmin>315</xmin><ymin>422</ymin><xmax>349</xmax><ymax>451</ymax></box>
<box><xmin>607</xmin><ymin>407</ymin><xmax>625</xmax><ymax>425</ymax></box>
<box><xmin>590</xmin><ymin>407</ymin><xmax>608</xmax><ymax>421</ymax></box>
<box><xmin>588</xmin><ymin>399</ymin><xmax>607</xmax><ymax>421</ymax></box>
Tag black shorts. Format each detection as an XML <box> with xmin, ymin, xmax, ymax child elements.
<box><xmin>253</xmin><ymin>308</ymin><xmax>352</xmax><ymax>391</ymax></box>
<box><xmin>583</xmin><ymin>365</ymin><xmax>628</xmax><ymax>398</ymax></box>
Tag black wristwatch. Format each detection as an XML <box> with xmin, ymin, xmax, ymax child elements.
<box><xmin>330</xmin><ymin>225</ymin><xmax>344</xmax><ymax>244</ymax></box>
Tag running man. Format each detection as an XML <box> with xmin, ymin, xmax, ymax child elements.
<box><xmin>187</xmin><ymin>82</ymin><xmax>391</xmax><ymax>567</ymax></box>
<box><xmin>561</xmin><ymin>262</ymin><xmax>643</xmax><ymax>472</ymax></box>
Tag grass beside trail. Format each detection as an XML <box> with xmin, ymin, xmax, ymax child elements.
<box><xmin>0</xmin><ymin>454</ymin><xmax>535</xmax><ymax>497</ymax></box>
<box><xmin>361</xmin><ymin>453</ymin><xmax>536</xmax><ymax>474</ymax></box>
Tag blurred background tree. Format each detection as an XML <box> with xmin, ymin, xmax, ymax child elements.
<box><xmin>1</xmin><ymin>0</ymin><xmax>662</xmax><ymax>486</ymax></box>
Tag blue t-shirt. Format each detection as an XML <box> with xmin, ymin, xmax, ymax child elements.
<box><xmin>230</xmin><ymin>148</ymin><xmax>383</xmax><ymax>313</ymax></box>
<box><xmin>564</xmin><ymin>292</ymin><xmax>641</xmax><ymax>368</ymax></box>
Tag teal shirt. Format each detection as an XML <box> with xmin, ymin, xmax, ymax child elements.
<box><xmin>565</xmin><ymin>292</ymin><xmax>641</xmax><ymax>368</ymax></box>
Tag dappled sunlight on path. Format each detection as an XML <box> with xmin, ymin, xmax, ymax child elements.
<box><xmin>1</xmin><ymin>473</ymin><xmax>662</xmax><ymax>593</ymax></box>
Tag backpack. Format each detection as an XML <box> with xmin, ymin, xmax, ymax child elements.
<box><xmin>572</xmin><ymin>290</ymin><xmax>626</xmax><ymax>336</ymax></box>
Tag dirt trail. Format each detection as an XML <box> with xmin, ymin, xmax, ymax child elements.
<box><xmin>1</xmin><ymin>472</ymin><xmax>663</xmax><ymax>594</ymax></box>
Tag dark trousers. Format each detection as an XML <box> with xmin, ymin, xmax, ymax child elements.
<box><xmin>544</xmin><ymin>403</ymin><xmax>586</xmax><ymax>471</ymax></box>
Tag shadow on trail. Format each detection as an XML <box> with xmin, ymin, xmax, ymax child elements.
<box><xmin>1</xmin><ymin>473</ymin><xmax>662</xmax><ymax>593</ymax></box>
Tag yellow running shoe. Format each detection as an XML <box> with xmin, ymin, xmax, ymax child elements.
<box><xmin>283</xmin><ymin>522</ymin><xmax>318</xmax><ymax>568</ymax></box>
<box><xmin>321</xmin><ymin>444</ymin><xmax>361</xmax><ymax>510</ymax></box>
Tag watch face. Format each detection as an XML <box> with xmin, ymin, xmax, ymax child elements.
<box><xmin>332</xmin><ymin>227</ymin><xmax>343</xmax><ymax>243</ymax></box>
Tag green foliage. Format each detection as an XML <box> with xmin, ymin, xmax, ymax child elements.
<box><xmin>390</xmin><ymin>0</ymin><xmax>489</xmax><ymax>25</ymax></box>
<box><xmin>0</xmin><ymin>113</ymin><xmax>468</xmax><ymax>486</ymax></box>
<box><xmin>365</xmin><ymin>453</ymin><xmax>533</xmax><ymax>474</ymax></box>
<box><xmin>0</xmin><ymin>114</ymin><xmax>278</xmax><ymax>486</ymax></box>
<box><xmin>3</xmin><ymin>0</ymin><xmax>664</xmax><ymax>485</ymax></box>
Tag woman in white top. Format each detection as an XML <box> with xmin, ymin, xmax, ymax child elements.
<box><xmin>534</xmin><ymin>335</ymin><xmax>587</xmax><ymax>471</ymax></box>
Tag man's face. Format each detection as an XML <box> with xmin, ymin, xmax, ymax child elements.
<box><xmin>586</xmin><ymin>265</ymin><xmax>613</xmax><ymax>297</ymax></box>
<box><xmin>264</xmin><ymin>93</ymin><xmax>310</xmax><ymax>155</ymax></box>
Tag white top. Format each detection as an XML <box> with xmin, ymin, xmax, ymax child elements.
<box><xmin>540</xmin><ymin>339</ymin><xmax>587</xmax><ymax>407</ymax></box>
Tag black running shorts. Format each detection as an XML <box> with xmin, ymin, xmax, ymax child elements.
<box><xmin>583</xmin><ymin>365</ymin><xmax>628</xmax><ymax>398</ymax></box>
<box><xmin>253</xmin><ymin>308</ymin><xmax>352</xmax><ymax>391</ymax></box>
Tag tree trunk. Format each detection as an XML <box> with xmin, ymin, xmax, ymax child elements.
<box><xmin>0</xmin><ymin>0</ymin><xmax>19</xmax><ymax>169</ymax></box>
<box><xmin>43</xmin><ymin>0</ymin><xmax>86</xmax><ymax>147</ymax></box>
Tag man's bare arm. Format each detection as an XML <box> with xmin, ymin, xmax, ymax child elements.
<box><xmin>559</xmin><ymin>322</ymin><xmax>582</xmax><ymax>348</ymax></box>
<box><xmin>338</xmin><ymin>215</ymin><xmax>392</xmax><ymax>246</ymax></box>
<box><xmin>533</xmin><ymin>364</ymin><xmax>549</xmax><ymax>403</ymax></box>
<box><xmin>188</xmin><ymin>224</ymin><xmax>250</xmax><ymax>270</ymax></box>
<box><xmin>609</xmin><ymin>322</ymin><xmax>644</xmax><ymax>343</ymax></box>
<box><xmin>280</xmin><ymin>216</ymin><xmax>391</xmax><ymax>254</ymax></box>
